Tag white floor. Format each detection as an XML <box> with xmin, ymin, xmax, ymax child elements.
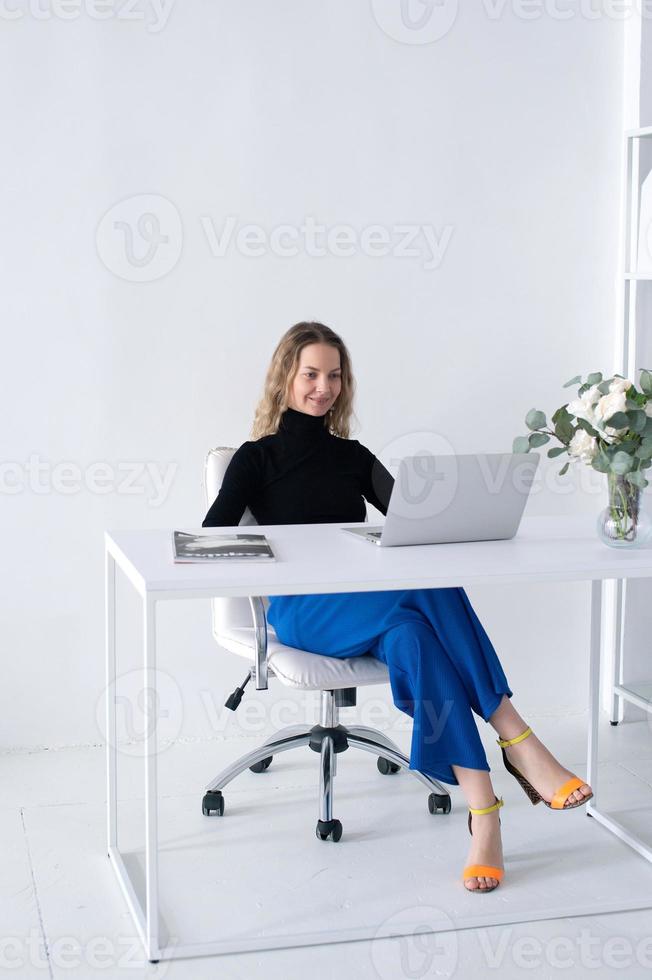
<box><xmin>2</xmin><ymin>712</ymin><xmax>652</xmax><ymax>980</ymax></box>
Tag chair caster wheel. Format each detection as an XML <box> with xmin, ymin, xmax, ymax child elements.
<box><xmin>316</xmin><ymin>818</ymin><xmax>343</xmax><ymax>842</ymax></box>
<box><xmin>249</xmin><ymin>755</ymin><xmax>273</xmax><ymax>773</ymax></box>
<box><xmin>610</xmin><ymin>720</ymin><xmax>619</xmax><ymax>726</ymax></box>
<box><xmin>202</xmin><ymin>790</ymin><xmax>225</xmax><ymax>816</ymax></box>
<box><xmin>377</xmin><ymin>757</ymin><xmax>401</xmax><ymax>775</ymax></box>
<box><xmin>428</xmin><ymin>792</ymin><xmax>451</xmax><ymax>815</ymax></box>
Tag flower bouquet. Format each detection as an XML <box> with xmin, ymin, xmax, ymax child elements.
<box><xmin>513</xmin><ymin>370</ymin><xmax>652</xmax><ymax>546</ymax></box>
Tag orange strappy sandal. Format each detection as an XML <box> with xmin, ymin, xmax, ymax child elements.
<box><xmin>497</xmin><ymin>726</ymin><xmax>593</xmax><ymax>809</ymax></box>
<box><xmin>462</xmin><ymin>796</ymin><xmax>504</xmax><ymax>893</ymax></box>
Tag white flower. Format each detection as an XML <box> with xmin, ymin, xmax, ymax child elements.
<box><xmin>568</xmin><ymin>429</ymin><xmax>597</xmax><ymax>463</ymax></box>
<box><xmin>585</xmin><ymin>384</ymin><xmax>603</xmax><ymax>404</ymax></box>
<box><xmin>567</xmin><ymin>384</ymin><xmax>601</xmax><ymax>425</ymax></box>
<box><xmin>609</xmin><ymin>378</ymin><xmax>632</xmax><ymax>395</ymax></box>
<box><xmin>595</xmin><ymin>390</ymin><xmax>627</xmax><ymax>423</ymax></box>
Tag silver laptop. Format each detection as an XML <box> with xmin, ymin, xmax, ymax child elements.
<box><xmin>342</xmin><ymin>452</ymin><xmax>539</xmax><ymax>547</ymax></box>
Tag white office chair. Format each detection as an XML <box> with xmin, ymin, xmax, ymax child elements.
<box><xmin>201</xmin><ymin>447</ymin><xmax>451</xmax><ymax>841</ymax></box>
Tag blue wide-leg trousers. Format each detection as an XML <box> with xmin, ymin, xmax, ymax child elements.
<box><xmin>266</xmin><ymin>588</ymin><xmax>512</xmax><ymax>785</ymax></box>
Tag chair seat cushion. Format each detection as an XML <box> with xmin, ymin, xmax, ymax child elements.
<box><xmin>214</xmin><ymin>626</ymin><xmax>390</xmax><ymax>691</ymax></box>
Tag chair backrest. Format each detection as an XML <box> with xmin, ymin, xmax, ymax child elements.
<box><xmin>203</xmin><ymin>447</ymin><xmax>272</xmax><ymax>638</ymax></box>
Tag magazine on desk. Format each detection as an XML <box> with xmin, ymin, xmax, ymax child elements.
<box><xmin>172</xmin><ymin>531</ymin><xmax>276</xmax><ymax>563</ymax></box>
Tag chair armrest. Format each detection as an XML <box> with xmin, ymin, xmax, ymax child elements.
<box><xmin>248</xmin><ymin>596</ymin><xmax>269</xmax><ymax>690</ymax></box>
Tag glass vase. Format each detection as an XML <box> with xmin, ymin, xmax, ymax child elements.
<box><xmin>597</xmin><ymin>471</ymin><xmax>651</xmax><ymax>548</ymax></box>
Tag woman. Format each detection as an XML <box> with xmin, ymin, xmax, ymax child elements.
<box><xmin>203</xmin><ymin>321</ymin><xmax>593</xmax><ymax>893</ymax></box>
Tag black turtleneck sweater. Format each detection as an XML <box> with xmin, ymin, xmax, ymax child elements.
<box><xmin>202</xmin><ymin>407</ymin><xmax>394</xmax><ymax>527</ymax></box>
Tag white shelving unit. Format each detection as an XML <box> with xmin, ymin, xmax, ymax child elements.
<box><xmin>611</xmin><ymin>125</ymin><xmax>652</xmax><ymax>726</ymax></box>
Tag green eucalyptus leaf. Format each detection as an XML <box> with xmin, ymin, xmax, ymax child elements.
<box><xmin>640</xmin><ymin>370</ymin><xmax>652</xmax><ymax>396</ymax></box>
<box><xmin>555</xmin><ymin>414</ymin><xmax>575</xmax><ymax>438</ymax></box>
<box><xmin>529</xmin><ymin>432</ymin><xmax>550</xmax><ymax>448</ymax></box>
<box><xmin>513</xmin><ymin>436</ymin><xmax>530</xmax><ymax>454</ymax></box>
<box><xmin>610</xmin><ymin>451</ymin><xmax>634</xmax><ymax>475</ymax></box>
<box><xmin>625</xmin><ymin>399</ymin><xmax>643</xmax><ymax>412</ymax></box>
<box><xmin>525</xmin><ymin>408</ymin><xmax>547</xmax><ymax>431</ymax></box>
<box><xmin>563</xmin><ymin>375</ymin><xmax>582</xmax><ymax>388</ymax></box>
<box><xmin>607</xmin><ymin>412</ymin><xmax>630</xmax><ymax>428</ymax></box>
<box><xmin>575</xmin><ymin>417</ymin><xmax>598</xmax><ymax>437</ymax></box>
<box><xmin>597</xmin><ymin>380</ymin><xmax>612</xmax><ymax>394</ymax></box>
<box><xmin>587</xmin><ymin>372</ymin><xmax>603</xmax><ymax>386</ymax></box>
<box><xmin>617</xmin><ymin>439</ymin><xmax>638</xmax><ymax>454</ymax></box>
<box><xmin>626</xmin><ymin>470</ymin><xmax>647</xmax><ymax>489</ymax></box>
<box><xmin>636</xmin><ymin>438</ymin><xmax>652</xmax><ymax>457</ymax></box>
<box><xmin>640</xmin><ymin>458</ymin><xmax>652</xmax><ymax>469</ymax></box>
<box><xmin>547</xmin><ymin>446</ymin><xmax>567</xmax><ymax>458</ymax></box>
<box><xmin>552</xmin><ymin>405</ymin><xmax>572</xmax><ymax>423</ymax></box>
<box><xmin>559</xmin><ymin>461</ymin><xmax>570</xmax><ymax>476</ymax></box>
<box><xmin>592</xmin><ymin>453</ymin><xmax>611</xmax><ymax>473</ymax></box>
<box><xmin>627</xmin><ymin>410</ymin><xmax>647</xmax><ymax>434</ymax></box>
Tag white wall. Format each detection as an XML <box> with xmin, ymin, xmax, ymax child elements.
<box><xmin>1</xmin><ymin>2</ymin><xmax>624</xmax><ymax>749</ymax></box>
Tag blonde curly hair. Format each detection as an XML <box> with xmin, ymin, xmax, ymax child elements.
<box><xmin>250</xmin><ymin>322</ymin><xmax>358</xmax><ymax>440</ymax></box>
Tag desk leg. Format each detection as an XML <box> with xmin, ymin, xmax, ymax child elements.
<box><xmin>587</xmin><ymin>579</ymin><xmax>602</xmax><ymax>798</ymax></box>
<box><xmin>143</xmin><ymin>595</ymin><xmax>160</xmax><ymax>963</ymax></box>
<box><xmin>610</xmin><ymin>578</ymin><xmax>625</xmax><ymax>725</ymax></box>
<box><xmin>105</xmin><ymin>550</ymin><xmax>117</xmax><ymax>852</ymax></box>
<box><xmin>586</xmin><ymin>579</ymin><xmax>652</xmax><ymax>863</ymax></box>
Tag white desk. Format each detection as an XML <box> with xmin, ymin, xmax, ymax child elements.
<box><xmin>105</xmin><ymin>514</ymin><xmax>652</xmax><ymax>963</ymax></box>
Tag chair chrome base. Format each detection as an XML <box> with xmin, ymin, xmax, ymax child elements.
<box><xmin>203</xmin><ymin>690</ymin><xmax>452</xmax><ymax>840</ymax></box>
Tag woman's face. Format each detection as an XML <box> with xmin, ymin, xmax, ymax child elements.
<box><xmin>288</xmin><ymin>343</ymin><xmax>342</xmax><ymax>416</ymax></box>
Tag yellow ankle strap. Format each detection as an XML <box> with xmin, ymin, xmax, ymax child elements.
<box><xmin>497</xmin><ymin>726</ymin><xmax>533</xmax><ymax>748</ymax></box>
<box><xmin>469</xmin><ymin>796</ymin><xmax>504</xmax><ymax>816</ymax></box>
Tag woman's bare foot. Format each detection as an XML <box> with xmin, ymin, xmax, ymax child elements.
<box><xmin>463</xmin><ymin>806</ymin><xmax>504</xmax><ymax>892</ymax></box>
<box><xmin>501</xmin><ymin>731</ymin><xmax>592</xmax><ymax>806</ymax></box>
